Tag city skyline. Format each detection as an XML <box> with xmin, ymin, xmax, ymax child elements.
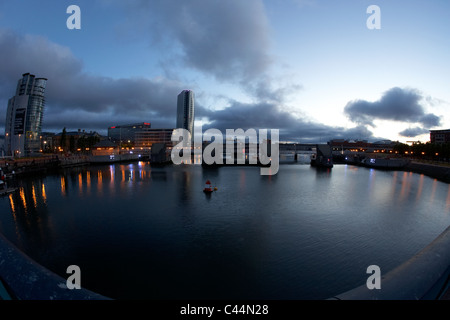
<box><xmin>0</xmin><ymin>1</ymin><xmax>449</xmax><ymax>143</ymax></box>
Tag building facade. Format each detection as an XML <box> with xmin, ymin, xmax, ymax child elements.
<box><xmin>176</xmin><ymin>90</ymin><xmax>195</xmax><ymax>142</ymax></box>
<box><xmin>108</xmin><ymin>122</ymin><xmax>151</xmax><ymax>144</ymax></box>
<box><xmin>135</xmin><ymin>129</ymin><xmax>175</xmax><ymax>151</ymax></box>
<box><xmin>430</xmin><ymin>129</ymin><xmax>450</xmax><ymax>144</ymax></box>
<box><xmin>4</xmin><ymin>73</ymin><xmax>47</xmax><ymax>157</ymax></box>
<box><xmin>52</xmin><ymin>129</ymin><xmax>101</xmax><ymax>153</ymax></box>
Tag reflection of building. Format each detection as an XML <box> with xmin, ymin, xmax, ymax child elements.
<box><xmin>108</xmin><ymin>122</ymin><xmax>151</xmax><ymax>144</ymax></box>
<box><xmin>430</xmin><ymin>129</ymin><xmax>450</xmax><ymax>144</ymax></box>
<box><xmin>4</xmin><ymin>73</ymin><xmax>47</xmax><ymax>157</ymax></box>
<box><xmin>135</xmin><ymin>129</ymin><xmax>175</xmax><ymax>151</ymax></box>
<box><xmin>176</xmin><ymin>90</ymin><xmax>195</xmax><ymax>142</ymax></box>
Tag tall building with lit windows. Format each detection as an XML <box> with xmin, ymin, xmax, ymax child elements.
<box><xmin>4</xmin><ymin>73</ymin><xmax>47</xmax><ymax>157</ymax></box>
<box><xmin>176</xmin><ymin>90</ymin><xmax>195</xmax><ymax>143</ymax></box>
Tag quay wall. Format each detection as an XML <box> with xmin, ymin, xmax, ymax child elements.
<box><xmin>331</xmin><ymin>225</ymin><xmax>450</xmax><ymax>300</ymax></box>
<box><xmin>403</xmin><ymin>161</ymin><xmax>450</xmax><ymax>183</ymax></box>
<box><xmin>0</xmin><ymin>232</ymin><xmax>110</xmax><ymax>300</ymax></box>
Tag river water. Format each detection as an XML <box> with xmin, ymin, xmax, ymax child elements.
<box><xmin>0</xmin><ymin>162</ymin><xmax>450</xmax><ymax>299</ymax></box>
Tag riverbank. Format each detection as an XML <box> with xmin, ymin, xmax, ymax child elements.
<box><xmin>3</xmin><ymin>155</ymin><xmax>450</xmax><ymax>185</ymax></box>
<box><xmin>0</xmin><ymin>154</ymin><xmax>145</xmax><ymax>178</ymax></box>
<box><xmin>403</xmin><ymin>161</ymin><xmax>450</xmax><ymax>184</ymax></box>
<box><xmin>0</xmin><ymin>156</ymin><xmax>60</xmax><ymax>177</ymax></box>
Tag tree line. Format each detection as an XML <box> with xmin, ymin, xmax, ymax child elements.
<box><xmin>393</xmin><ymin>142</ymin><xmax>450</xmax><ymax>161</ymax></box>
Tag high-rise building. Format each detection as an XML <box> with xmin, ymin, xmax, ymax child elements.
<box><xmin>4</xmin><ymin>73</ymin><xmax>47</xmax><ymax>157</ymax></box>
<box><xmin>176</xmin><ymin>90</ymin><xmax>195</xmax><ymax>143</ymax></box>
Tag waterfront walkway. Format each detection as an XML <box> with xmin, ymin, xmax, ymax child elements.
<box><xmin>0</xmin><ymin>155</ymin><xmax>91</xmax><ymax>177</ymax></box>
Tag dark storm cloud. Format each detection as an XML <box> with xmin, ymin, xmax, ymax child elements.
<box><xmin>419</xmin><ymin>113</ymin><xmax>441</xmax><ymax>128</ymax></box>
<box><xmin>118</xmin><ymin>0</ymin><xmax>272</xmax><ymax>83</ymax></box>
<box><xmin>115</xmin><ymin>0</ymin><xmax>306</xmax><ymax>107</ymax></box>
<box><xmin>398</xmin><ymin>127</ymin><xmax>429</xmax><ymax>138</ymax></box>
<box><xmin>344</xmin><ymin>87</ymin><xmax>441</xmax><ymax>128</ymax></box>
<box><xmin>0</xmin><ymin>29</ymin><xmax>183</xmax><ymax>132</ymax></box>
<box><xmin>197</xmin><ymin>101</ymin><xmax>376</xmax><ymax>143</ymax></box>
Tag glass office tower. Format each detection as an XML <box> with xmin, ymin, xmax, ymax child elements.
<box><xmin>4</xmin><ymin>73</ymin><xmax>47</xmax><ymax>157</ymax></box>
<box><xmin>176</xmin><ymin>90</ymin><xmax>195</xmax><ymax>143</ymax></box>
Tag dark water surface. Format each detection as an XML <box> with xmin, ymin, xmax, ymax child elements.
<box><xmin>1</xmin><ymin>162</ymin><xmax>450</xmax><ymax>299</ymax></box>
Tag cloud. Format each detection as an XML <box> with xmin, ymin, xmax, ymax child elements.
<box><xmin>110</xmin><ymin>0</ymin><xmax>307</xmax><ymax>108</ymax></box>
<box><xmin>0</xmin><ymin>28</ymin><xmax>185</xmax><ymax>133</ymax></box>
<box><xmin>399</xmin><ymin>127</ymin><xmax>429</xmax><ymax>138</ymax></box>
<box><xmin>116</xmin><ymin>0</ymin><xmax>273</xmax><ymax>83</ymax></box>
<box><xmin>344</xmin><ymin>87</ymin><xmax>441</xmax><ymax>128</ymax></box>
<box><xmin>419</xmin><ymin>113</ymin><xmax>441</xmax><ymax>128</ymax></box>
<box><xmin>197</xmin><ymin>100</ymin><xmax>376</xmax><ymax>143</ymax></box>
<box><xmin>291</xmin><ymin>0</ymin><xmax>318</xmax><ymax>8</ymax></box>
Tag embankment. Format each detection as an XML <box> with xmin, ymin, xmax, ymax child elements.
<box><xmin>404</xmin><ymin>161</ymin><xmax>450</xmax><ymax>183</ymax></box>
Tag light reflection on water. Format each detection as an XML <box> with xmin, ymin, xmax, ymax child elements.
<box><xmin>0</xmin><ymin>162</ymin><xmax>449</xmax><ymax>300</ymax></box>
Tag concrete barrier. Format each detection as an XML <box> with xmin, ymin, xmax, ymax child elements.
<box><xmin>0</xmin><ymin>232</ymin><xmax>110</xmax><ymax>300</ymax></box>
<box><xmin>331</xmin><ymin>225</ymin><xmax>450</xmax><ymax>300</ymax></box>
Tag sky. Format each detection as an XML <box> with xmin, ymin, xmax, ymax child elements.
<box><xmin>0</xmin><ymin>0</ymin><xmax>449</xmax><ymax>143</ymax></box>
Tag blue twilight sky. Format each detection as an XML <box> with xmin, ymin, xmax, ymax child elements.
<box><xmin>0</xmin><ymin>0</ymin><xmax>449</xmax><ymax>143</ymax></box>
